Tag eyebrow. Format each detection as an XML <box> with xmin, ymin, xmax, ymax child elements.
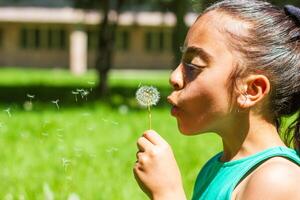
<box><xmin>181</xmin><ymin>46</ymin><xmax>213</xmax><ymax>63</ymax></box>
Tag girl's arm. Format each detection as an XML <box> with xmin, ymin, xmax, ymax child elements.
<box><xmin>133</xmin><ymin>130</ymin><xmax>187</xmax><ymax>200</ymax></box>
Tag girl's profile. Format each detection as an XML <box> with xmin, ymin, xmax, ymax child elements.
<box><xmin>133</xmin><ymin>0</ymin><xmax>300</xmax><ymax>199</ymax></box>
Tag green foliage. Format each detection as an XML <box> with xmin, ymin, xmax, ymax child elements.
<box><xmin>0</xmin><ymin>68</ymin><xmax>221</xmax><ymax>199</ymax></box>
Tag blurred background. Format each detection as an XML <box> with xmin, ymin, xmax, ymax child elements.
<box><xmin>0</xmin><ymin>0</ymin><xmax>298</xmax><ymax>199</ymax></box>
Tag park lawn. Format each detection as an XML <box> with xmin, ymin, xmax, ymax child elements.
<box><xmin>0</xmin><ymin>68</ymin><xmax>222</xmax><ymax>199</ymax></box>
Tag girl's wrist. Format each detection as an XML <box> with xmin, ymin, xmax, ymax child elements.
<box><xmin>152</xmin><ymin>189</ymin><xmax>187</xmax><ymax>200</ymax></box>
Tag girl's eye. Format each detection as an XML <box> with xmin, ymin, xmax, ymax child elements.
<box><xmin>182</xmin><ymin>62</ymin><xmax>204</xmax><ymax>80</ymax></box>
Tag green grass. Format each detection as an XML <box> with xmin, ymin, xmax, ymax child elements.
<box><xmin>0</xmin><ymin>68</ymin><xmax>222</xmax><ymax>199</ymax></box>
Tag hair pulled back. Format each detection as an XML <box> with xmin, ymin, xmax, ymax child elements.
<box><xmin>204</xmin><ymin>0</ymin><xmax>300</xmax><ymax>151</ymax></box>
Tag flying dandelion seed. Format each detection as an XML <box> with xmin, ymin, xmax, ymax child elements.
<box><xmin>106</xmin><ymin>147</ymin><xmax>119</xmax><ymax>153</ymax></box>
<box><xmin>88</xmin><ymin>81</ymin><xmax>95</xmax><ymax>91</ymax></box>
<box><xmin>62</xmin><ymin>158</ymin><xmax>71</xmax><ymax>171</ymax></box>
<box><xmin>4</xmin><ymin>193</ymin><xmax>13</xmax><ymax>200</ymax></box>
<box><xmin>75</xmin><ymin>89</ymin><xmax>89</xmax><ymax>100</ymax></box>
<box><xmin>56</xmin><ymin>132</ymin><xmax>63</xmax><ymax>142</ymax></box>
<box><xmin>3</xmin><ymin>108</ymin><xmax>11</xmax><ymax>118</ymax></box>
<box><xmin>23</xmin><ymin>101</ymin><xmax>33</xmax><ymax>111</ymax></box>
<box><xmin>87</xmin><ymin>126</ymin><xmax>96</xmax><ymax>132</ymax></box>
<box><xmin>51</xmin><ymin>99</ymin><xmax>60</xmax><ymax>110</ymax></box>
<box><xmin>67</xmin><ymin>193</ymin><xmax>80</xmax><ymax>200</ymax></box>
<box><xmin>81</xmin><ymin>90</ymin><xmax>89</xmax><ymax>100</ymax></box>
<box><xmin>82</xmin><ymin>112</ymin><xmax>91</xmax><ymax>117</ymax></box>
<box><xmin>101</xmin><ymin>118</ymin><xmax>119</xmax><ymax>125</ymax></box>
<box><xmin>18</xmin><ymin>194</ymin><xmax>25</xmax><ymax>200</ymax></box>
<box><xmin>56</xmin><ymin>128</ymin><xmax>63</xmax><ymax>133</ymax></box>
<box><xmin>42</xmin><ymin>132</ymin><xmax>48</xmax><ymax>137</ymax></box>
<box><xmin>71</xmin><ymin>91</ymin><xmax>79</xmax><ymax>102</ymax></box>
<box><xmin>26</xmin><ymin>94</ymin><xmax>35</xmax><ymax>106</ymax></box>
<box><xmin>136</xmin><ymin>85</ymin><xmax>160</xmax><ymax>129</ymax></box>
<box><xmin>43</xmin><ymin>183</ymin><xmax>54</xmax><ymax>200</ymax></box>
<box><xmin>26</xmin><ymin>94</ymin><xmax>35</xmax><ymax>99</ymax></box>
<box><xmin>118</xmin><ymin>105</ymin><xmax>129</xmax><ymax>115</ymax></box>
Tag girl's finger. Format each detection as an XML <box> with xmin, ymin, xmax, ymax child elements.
<box><xmin>143</xmin><ymin>130</ymin><xmax>167</xmax><ymax>146</ymax></box>
<box><xmin>137</xmin><ymin>136</ymin><xmax>153</xmax><ymax>152</ymax></box>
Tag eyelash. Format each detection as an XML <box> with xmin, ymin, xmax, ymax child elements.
<box><xmin>183</xmin><ymin>62</ymin><xmax>204</xmax><ymax>72</ymax></box>
<box><xmin>182</xmin><ymin>62</ymin><xmax>204</xmax><ymax>80</ymax></box>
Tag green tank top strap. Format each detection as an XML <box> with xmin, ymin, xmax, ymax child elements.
<box><xmin>192</xmin><ymin>146</ymin><xmax>300</xmax><ymax>200</ymax></box>
<box><xmin>225</xmin><ymin>146</ymin><xmax>300</xmax><ymax>198</ymax></box>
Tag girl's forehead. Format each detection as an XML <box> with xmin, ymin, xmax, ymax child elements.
<box><xmin>187</xmin><ymin>10</ymin><xmax>250</xmax><ymax>43</ymax></box>
<box><xmin>185</xmin><ymin>12</ymin><xmax>227</xmax><ymax>46</ymax></box>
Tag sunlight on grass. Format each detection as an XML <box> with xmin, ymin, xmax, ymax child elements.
<box><xmin>0</xmin><ymin>67</ymin><xmax>221</xmax><ymax>199</ymax></box>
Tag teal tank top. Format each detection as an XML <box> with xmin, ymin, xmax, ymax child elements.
<box><xmin>192</xmin><ymin>146</ymin><xmax>300</xmax><ymax>200</ymax></box>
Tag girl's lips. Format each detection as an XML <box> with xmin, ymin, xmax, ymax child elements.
<box><xmin>167</xmin><ymin>95</ymin><xmax>179</xmax><ymax>116</ymax></box>
<box><xmin>171</xmin><ymin>106</ymin><xmax>179</xmax><ymax>116</ymax></box>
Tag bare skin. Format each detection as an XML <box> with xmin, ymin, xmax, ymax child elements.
<box><xmin>133</xmin><ymin>10</ymin><xmax>300</xmax><ymax>200</ymax></box>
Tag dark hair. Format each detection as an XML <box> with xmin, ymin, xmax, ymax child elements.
<box><xmin>203</xmin><ymin>0</ymin><xmax>300</xmax><ymax>151</ymax></box>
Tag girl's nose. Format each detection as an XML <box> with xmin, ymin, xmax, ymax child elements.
<box><xmin>169</xmin><ymin>64</ymin><xmax>184</xmax><ymax>90</ymax></box>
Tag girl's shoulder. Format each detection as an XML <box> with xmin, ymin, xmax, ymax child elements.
<box><xmin>236</xmin><ymin>157</ymin><xmax>300</xmax><ymax>199</ymax></box>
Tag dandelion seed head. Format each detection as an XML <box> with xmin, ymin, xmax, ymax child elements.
<box><xmin>136</xmin><ymin>85</ymin><xmax>160</xmax><ymax>107</ymax></box>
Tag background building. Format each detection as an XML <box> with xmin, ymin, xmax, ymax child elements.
<box><xmin>0</xmin><ymin>0</ymin><xmax>197</xmax><ymax>74</ymax></box>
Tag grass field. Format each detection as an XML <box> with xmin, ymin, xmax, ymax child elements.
<box><xmin>0</xmin><ymin>68</ymin><xmax>222</xmax><ymax>199</ymax></box>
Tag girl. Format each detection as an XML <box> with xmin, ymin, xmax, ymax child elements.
<box><xmin>133</xmin><ymin>0</ymin><xmax>300</xmax><ymax>199</ymax></box>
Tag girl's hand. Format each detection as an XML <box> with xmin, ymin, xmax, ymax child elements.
<box><xmin>133</xmin><ymin>130</ymin><xmax>186</xmax><ymax>200</ymax></box>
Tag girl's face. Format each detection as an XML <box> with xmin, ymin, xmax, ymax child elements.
<box><xmin>168</xmin><ymin>12</ymin><xmax>238</xmax><ymax>135</ymax></box>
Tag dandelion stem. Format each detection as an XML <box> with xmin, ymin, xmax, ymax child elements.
<box><xmin>148</xmin><ymin>104</ymin><xmax>152</xmax><ymax>130</ymax></box>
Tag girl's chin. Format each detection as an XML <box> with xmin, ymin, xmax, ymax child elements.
<box><xmin>177</xmin><ymin>122</ymin><xmax>210</xmax><ymax>136</ymax></box>
<box><xmin>178</xmin><ymin>125</ymin><xmax>201</xmax><ymax>136</ymax></box>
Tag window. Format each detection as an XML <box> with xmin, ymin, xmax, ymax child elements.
<box><xmin>145</xmin><ymin>31</ymin><xmax>153</xmax><ymax>51</ymax></box>
<box><xmin>59</xmin><ymin>29</ymin><xmax>66</xmax><ymax>49</ymax></box>
<box><xmin>158</xmin><ymin>31</ymin><xmax>164</xmax><ymax>51</ymax></box>
<box><xmin>20</xmin><ymin>28</ymin><xmax>30</xmax><ymax>49</ymax></box>
<box><xmin>47</xmin><ymin>29</ymin><xmax>53</xmax><ymax>49</ymax></box>
<box><xmin>34</xmin><ymin>29</ymin><xmax>41</xmax><ymax>49</ymax></box>
<box><xmin>144</xmin><ymin>30</ymin><xmax>169</xmax><ymax>52</ymax></box>
<box><xmin>115</xmin><ymin>30</ymin><xmax>130</xmax><ymax>51</ymax></box>
<box><xmin>20</xmin><ymin>27</ymin><xmax>67</xmax><ymax>50</ymax></box>
<box><xmin>87</xmin><ymin>29</ymin><xmax>98</xmax><ymax>50</ymax></box>
<box><xmin>0</xmin><ymin>29</ymin><xmax>3</xmax><ymax>48</ymax></box>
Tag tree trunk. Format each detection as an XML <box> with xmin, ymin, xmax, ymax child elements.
<box><xmin>171</xmin><ymin>0</ymin><xmax>188</xmax><ymax>68</ymax></box>
<box><xmin>95</xmin><ymin>0</ymin><xmax>124</xmax><ymax>96</ymax></box>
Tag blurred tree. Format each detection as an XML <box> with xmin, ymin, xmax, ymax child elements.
<box><xmin>157</xmin><ymin>0</ymin><xmax>190</xmax><ymax>68</ymax></box>
<box><xmin>201</xmin><ymin>0</ymin><xmax>300</xmax><ymax>10</ymax></box>
<box><xmin>73</xmin><ymin>0</ymin><xmax>300</xmax><ymax>96</ymax></box>
<box><xmin>73</xmin><ymin>0</ymin><xmax>124</xmax><ymax>96</ymax></box>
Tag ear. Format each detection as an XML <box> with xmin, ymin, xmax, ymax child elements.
<box><xmin>237</xmin><ymin>75</ymin><xmax>270</xmax><ymax>109</ymax></box>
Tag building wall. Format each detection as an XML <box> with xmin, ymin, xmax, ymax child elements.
<box><xmin>0</xmin><ymin>21</ymin><xmax>174</xmax><ymax>70</ymax></box>
<box><xmin>0</xmin><ymin>22</ymin><xmax>70</xmax><ymax>68</ymax></box>
<box><xmin>87</xmin><ymin>25</ymin><xmax>174</xmax><ymax>69</ymax></box>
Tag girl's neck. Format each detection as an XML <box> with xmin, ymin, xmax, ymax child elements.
<box><xmin>220</xmin><ymin>111</ymin><xmax>286</xmax><ymax>162</ymax></box>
